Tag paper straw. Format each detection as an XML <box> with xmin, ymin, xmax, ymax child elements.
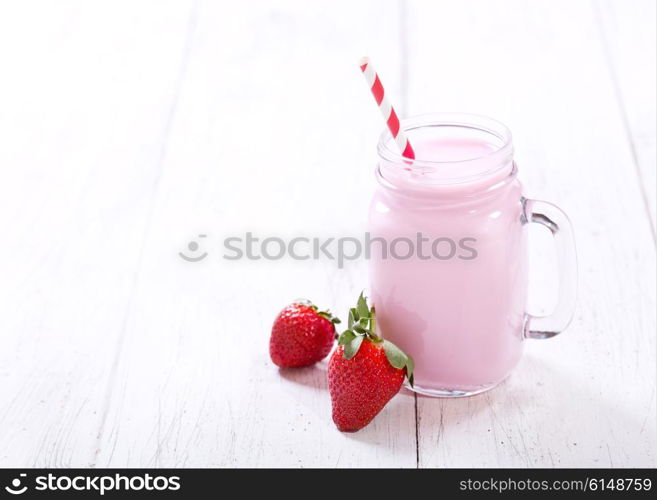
<box><xmin>360</xmin><ymin>57</ymin><xmax>415</xmax><ymax>160</ymax></box>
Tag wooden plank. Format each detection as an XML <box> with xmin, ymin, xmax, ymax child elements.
<box><xmin>406</xmin><ymin>0</ymin><xmax>656</xmax><ymax>467</ymax></box>
<box><xmin>0</xmin><ymin>0</ymin><xmax>195</xmax><ymax>466</ymax></box>
<box><xmin>91</xmin><ymin>0</ymin><xmax>418</xmax><ymax>467</ymax></box>
<box><xmin>595</xmin><ymin>0</ymin><xmax>656</xmax><ymax>233</ymax></box>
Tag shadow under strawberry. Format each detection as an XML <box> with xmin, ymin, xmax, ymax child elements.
<box><xmin>277</xmin><ymin>364</ymin><xmax>329</xmax><ymax>391</ymax></box>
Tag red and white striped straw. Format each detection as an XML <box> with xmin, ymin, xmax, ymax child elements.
<box><xmin>359</xmin><ymin>56</ymin><xmax>415</xmax><ymax>160</ymax></box>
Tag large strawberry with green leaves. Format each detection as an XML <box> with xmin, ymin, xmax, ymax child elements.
<box><xmin>328</xmin><ymin>293</ymin><xmax>414</xmax><ymax>432</ymax></box>
<box><xmin>270</xmin><ymin>300</ymin><xmax>340</xmax><ymax>368</ymax></box>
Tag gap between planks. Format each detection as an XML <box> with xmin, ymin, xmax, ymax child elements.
<box><xmin>91</xmin><ymin>0</ymin><xmax>200</xmax><ymax>466</ymax></box>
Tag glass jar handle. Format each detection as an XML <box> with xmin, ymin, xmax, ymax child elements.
<box><xmin>523</xmin><ymin>198</ymin><xmax>578</xmax><ymax>339</ymax></box>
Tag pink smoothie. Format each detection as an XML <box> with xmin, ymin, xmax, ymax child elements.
<box><xmin>369</xmin><ymin>133</ymin><xmax>527</xmax><ymax>395</ymax></box>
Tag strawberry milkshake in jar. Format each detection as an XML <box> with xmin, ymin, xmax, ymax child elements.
<box><xmin>368</xmin><ymin>113</ymin><xmax>577</xmax><ymax>397</ymax></box>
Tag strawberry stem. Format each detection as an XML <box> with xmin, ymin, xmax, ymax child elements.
<box><xmin>338</xmin><ymin>293</ymin><xmax>414</xmax><ymax>386</ymax></box>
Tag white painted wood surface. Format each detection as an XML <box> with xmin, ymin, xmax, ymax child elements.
<box><xmin>0</xmin><ymin>0</ymin><xmax>654</xmax><ymax>468</ymax></box>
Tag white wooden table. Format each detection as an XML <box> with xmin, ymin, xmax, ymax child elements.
<box><xmin>0</xmin><ymin>0</ymin><xmax>655</xmax><ymax>468</ymax></box>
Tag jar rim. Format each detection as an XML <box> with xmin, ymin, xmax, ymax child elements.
<box><xmin>377</xmin><ymin>112</ymin><xmax>514</xmax><ymax>185</ymax></box>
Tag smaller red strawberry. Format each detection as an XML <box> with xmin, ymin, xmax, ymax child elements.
<box><xmin>270</xmin><ymin>300</ymin><xmax>341</xmax><ymax>368</ymax></box>
<box><xmin>328</xmin><ymin>293</ymin><xmax>414</xmax><ymax>432</ymax></box>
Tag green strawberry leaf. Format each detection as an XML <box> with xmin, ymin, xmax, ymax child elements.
<box><xmin>338</xmin><ymin>330</ymin><xmax>356</xmax><ymax>345</ymax></box>
<box><xmin>383</xmin><ymin>340</ymin><xmax>414</xmax><ymax>386</ymax></box>
<box><xmin>348</xmin><ymin>307</ymin><xmax>358</xmax><ymax>329</ymax></box>
<box><xmin>343</xmin><ymin>334</ymin><xmax>364</xmax><ymax>360</ymax></box>
<box><xmin>356</xmin><ymin>292</ymin><xmax>369</xmax><ymax>319</ymax></box>
<box><xmin>383</xmin><ymin>340</ymin><xmax>407</xmax><ymax>369</ymax></box>
<box><xmin>352</xmin><ymin>325</ymin><xmax>367</xmax><ymax>334</ymax></box>
<box><xmin>317</xmin><ymin>309</ymin><xmax>341</xmax><ymax>325</ymax></box>
<box><xmin>405</xmin><ymin>354</ymin><xmax>414</xmax><ymax>387</ymax></box>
